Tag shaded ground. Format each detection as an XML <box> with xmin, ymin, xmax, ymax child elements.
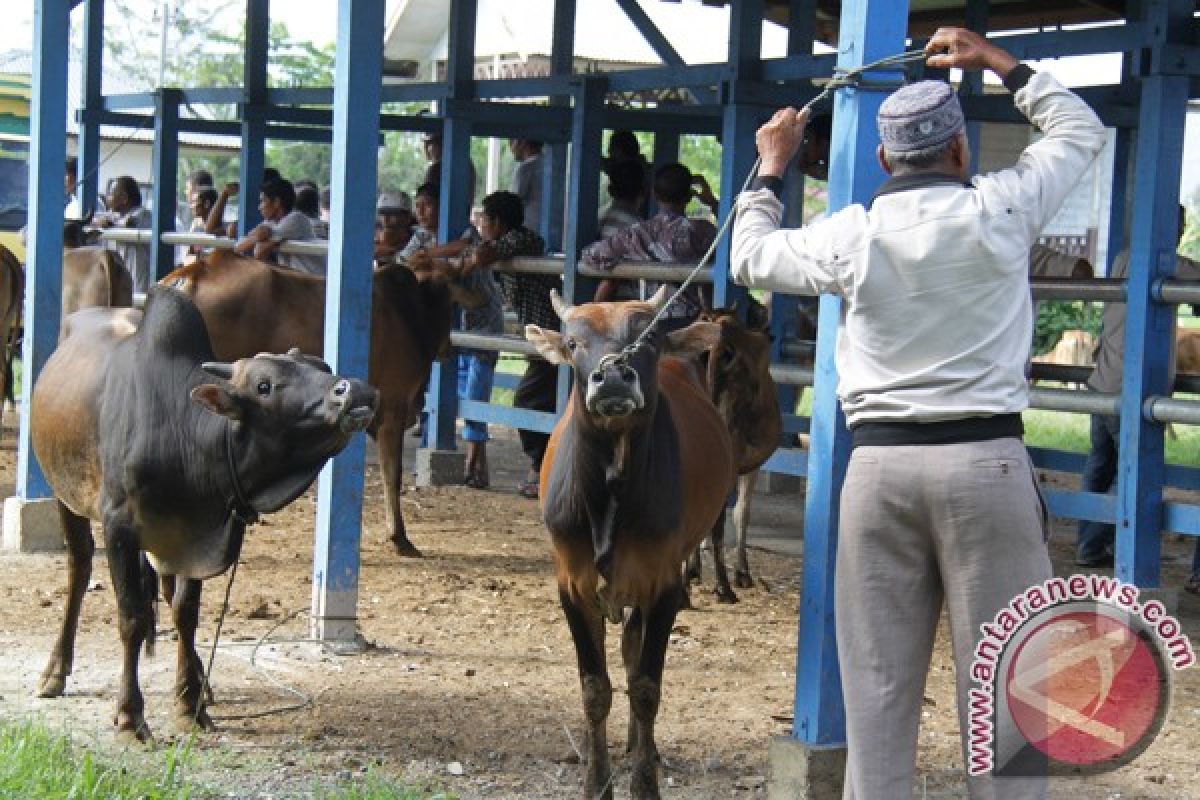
<box><xmin>0</xmin><ymin>415</ymin><xmax>1196</xmax><ymax>799</ymax></box>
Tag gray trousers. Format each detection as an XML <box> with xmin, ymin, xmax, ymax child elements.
<box><xmin>837</xmin><ymin>437</ymin><xmax>1053</xmax><ymax>800</ymax></box>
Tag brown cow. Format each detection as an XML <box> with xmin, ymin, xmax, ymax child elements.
<box><xmin>62</xmin><ymin>245</ymin><xmax>134</xmax><ymax>318</ymax></box>
<box><xmin>1176</xmin><ymin>329</ymin><xmax>1200</xmax><ymax>375</ymax></box>
<box><xmin>0</xmin><ymin>244</ymin><xmax>23</xmax><ymax>424</ymax></box>
<box><xmin>526</xmin><ymin>287</ymin><xmax>733</xmax><ymax>800</ymax></box>
<box><xmin>163</xmin><ymin>250</ymin><xmax>456</xmax><ymax>556</ymax></box>
<box><xmin>686</xmin><ymin>303</ymin><xmax>782</xmax><ymax>602</ymax></box>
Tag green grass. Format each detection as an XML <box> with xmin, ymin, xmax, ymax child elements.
<box><xmin>0</xmin><ymin>719</ymin><xmax>202</xmax><ymax>799</ymax></box>
<box><xmin>0</xmin><ymin>720</ymin><xmax>453</xmax><ymax>800</ymax></box>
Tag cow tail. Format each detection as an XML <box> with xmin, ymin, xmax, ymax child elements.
<box><xmin>140</xmin><ymin>553</ymin><xmax>158</xmax><ymax>657</ymax></box>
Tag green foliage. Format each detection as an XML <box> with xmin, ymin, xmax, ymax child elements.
<box><xmin>1181</xmin><ymin>204</ymin><xmax>1200</xmax><ymax>261</ymax></box>
<box><xmin>317</xmin><ymin>769</ymin><xmax>456</xmax><ymax>800</ymax></box>
<box><xmin>1034</xmin><ymin>300</ymin><xmax>1103</xmax><ymax>356</ymax></box>
<box><xmin>0</xmin><ymin>719</ymin><xmax>202</xmax><ymax>799</ymax></box>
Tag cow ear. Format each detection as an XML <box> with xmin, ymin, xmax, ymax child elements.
<box><xmin>190</xmin><ymin>384</ymin><xmax>242</xmax><ymax>420</ymax></box>
<box><xmin>525</xmin><ymin>324</ymin><xmax>569</xmax><ymax>365</ymax></box>
<box><xmin>665</xmin><ymin>320</ymin><xmax>722</xmax><ymax>358</ymax></box>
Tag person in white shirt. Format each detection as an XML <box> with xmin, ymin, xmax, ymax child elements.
<box><xmin>94</xmin><ymin>176</ymin><xmax>153</xmax><ymax>292</ymax></box>
<box><xmin>509</xmin><ymin>139</ymin><xmax>544</xmax><ymax>232</ymax></box>
<box><xmin>234</xmin><ymin>178</ymin><xmax>325</xmax><ymax>276</ymax></box>
<box><xmin>733</xmin><ymin>28</ymin><xmax>1106</xmax><ymax>798</ymax></box>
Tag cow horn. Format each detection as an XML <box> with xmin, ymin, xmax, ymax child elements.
<box><xmin>201</xmin><ymin>362</ymin><xmax>234</xmax><ymax>380</ymax></box>
<box><xmin>648</xmin><ymin>284</ymin><xmax>671</xmax><ymax>311</ymax></box>
<box><xmin>550</xmin><ymin>289</ymin><xmax>573</xmax><ymax>320</ymax></box>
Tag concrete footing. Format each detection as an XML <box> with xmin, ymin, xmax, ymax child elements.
<box><xmin>2</xmin><ymin>496</ymin><xmax>64</xmax><ymax>553</ymax></box>
<box><xmin>414</xmin><ymin>448</ymin><xmax>466</xmax><ymax>487</ymax></box>
<box><xmin>768</xmin><ymin>736</ymin><xmax>845</xmax><ymax>800</ymax></box>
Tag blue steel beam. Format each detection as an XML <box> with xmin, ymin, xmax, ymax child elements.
<box><xmin>311</xmin><ymin>0</ymin><xmax>385</xmax><ymax>643</ymax></box>
<box><xmin>239</xmin><ymin>0</ymin><xmax>269</xmax><ymax>235</ymax></box>
<box><xmin>77</xmin><ymin>0</ymin><xmax>104</xmax><ymax>218</ymax></box>
<box><xmin>428</xmin><ymin>0</ymin><xmax>478</xmax><ymax>455</ymax></box>
<box><xmin>713</xmin><ymin>0</ymin><xmax>763</xmax><ymax>309</ymax></box>
<box><xmin>786</xmin><ymin>0</ymin><xmax>815</xmax><ymax>57</ymax></box>
<box><xmin>150</xmin><ymin>89</ymin><xmax>181</xmax><ymax>282</ymax></box>
<box><xmin>792</xmin><ymin>0</ymin><xmax>910</xmax><ymax>751</ymax></box>
<box><xmin>540</xmin><ymin>0</ymin><xmax>576</xmax><ymax>251</ymax></box>
<box><xmin>612</xmin><ymin>0</ymin><xmax>713</xmax><ymax>105</ymax></box>
<box><xmin>961</xmin><ymin>0</ymin><xmax>988</xmax><ymax>174</ymax></box>
<box><xmin>1114</xmin><ymin>0</ymin><xmax>1192</xmax><ymax>588</ymax></box>
<box><xmin>17</xmin><ymin>0</ymin><xmax>70</xmax><ymax>500</ymax></box>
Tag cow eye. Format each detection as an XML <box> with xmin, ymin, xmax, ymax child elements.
<box><xmin>565</xmin><ymin>337</ymin><xmax>578</xmax><ymax>352</ymax></box>
<box><xmin>256</xmin><ymin>380</ymin><xmax>272</xmax><ymax>396</ymax></box>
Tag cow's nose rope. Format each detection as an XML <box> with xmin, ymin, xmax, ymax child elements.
<box><xmin>600</xmin><ymin>47</ymin><xmax>927</xmax><ymax>371</ymax></box>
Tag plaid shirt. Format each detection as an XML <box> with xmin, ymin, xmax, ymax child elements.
<box><xmin>492</xmin><ymin>226</ymin><xmax>558</xmax><ymax>330</ymax></box>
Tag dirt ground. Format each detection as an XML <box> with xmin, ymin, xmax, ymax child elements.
<box><xmin>0</xmin><ymin>415</ymin><xmax>1197</xmax><ymax>800</ymax></box>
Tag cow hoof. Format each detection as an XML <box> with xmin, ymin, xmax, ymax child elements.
<box><xmin>733</xmin><ymin>571</ymin><xmax>754</xmax><ymax>589</ymax></box>
<box><xmin>115</xmin><ymin>720</ymin><xmax>154</xmax><ymax>746</ymax></box>
<box><xmin>714</xmin><ymin>586</ymin><xmax>739</xmax><ymax>604</ymax></box>
<box><xmin>36</xmin><ymin>674</ymin><xmax>66</xmax><ymax>698</ymax></box>
<box><xmin>172</xmin><ymin>708</ymin><xmax>215</xmax><ymax>734</ymax></box>
<box><xmin>390</xmin><ymin>537</ymin><xmax>423</xmax><ymax>558</ymax></box>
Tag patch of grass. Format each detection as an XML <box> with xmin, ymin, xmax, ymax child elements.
<box><xmin>0</xmin><ymin>719</ymin><xmax>203</xmax><ymax>799</ymax></box>
<box><xmin>318</xmin><ymin>770</ymin><xmax>456</xmax><ymax>800</ymax></box>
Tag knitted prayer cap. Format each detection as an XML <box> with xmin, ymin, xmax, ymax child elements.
<box><xmin>876</xmin><ymin>80</ymin><xmax>965</xmax><ymax>155</ymax></box>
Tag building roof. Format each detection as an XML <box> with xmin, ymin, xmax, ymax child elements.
<box><xmin>384</xmin><ymin>0</ymin><xmax>790</xmax><ymax>68</ymax></box>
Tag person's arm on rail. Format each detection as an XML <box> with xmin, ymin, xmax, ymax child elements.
<box><xmin>207</xmin><ymin>182</ymin><xmax>238</xmax><ymax>236</ymax></box>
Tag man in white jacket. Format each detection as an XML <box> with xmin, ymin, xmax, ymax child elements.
<box><xmin>732</xmin><ymin>28</ymin><xmax>1106</xmax><ymax>800</ymax></box>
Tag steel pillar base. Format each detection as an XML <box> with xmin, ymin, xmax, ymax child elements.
<box><xmin>768</xmin><ymin>737</ymin><xmax>846</xmax><ymax>800</ymax></box>
<box><xmin>2</xmin><ymin>496</ymin><xmax>63</xmax><ymax>553</ymax></box>
<box><xmin>414</xmin><ymin>448</ymin><xmax>466</xmax><ymax>487</ymax></box>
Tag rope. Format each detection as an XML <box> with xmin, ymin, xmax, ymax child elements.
<box><xmin>194</xmin><ymin>558</ymin><xmax>238</xmax><ymax>728</ymax></box>
<box><xmin>596</xmin><ymin>47</ymin><xmax>928</xmax><ymax>373</ymax></box>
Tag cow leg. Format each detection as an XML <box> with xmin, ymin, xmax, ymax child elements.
<box><xmin>170</xmin><ymin>578</ymin><xmax>214</xmax><ymax>733</ymax></box>
<box><xmin>710</xmin><ymin>508</ymin><xmax>738</xmax><ymax>604</ymax></box>
<box><xmin>628</xmin><ymin>583</ymin><xmax>683</xmax><ymax>800</ymax></box>
<box><xmin>733</xmin><ymin>471</ymin><xmax>757</xmax><ymax>588</ymax></box>
<box><xmin>560</xmin><ymin>588</ymin><xmax>612</xmax><ymax>800</ymax></box>
<box><xmin>375</xmin><ymin>420</ymin><xmax>422</xmax><ymax>558</ymax></box>
<box><xmin>37</xmin><ymin>503</ymin><xmax>94</xmax><ymax>698</ymax></box>
<box><xmin>104</xmin><ymin>519</ymin><xmax>153</xmax><ymax>743</ymax></box>
<box><xmin>683</xmin><ymin>548</ymin><xmax>702</xmax><ymax>585</ymax></box>
<box><xmin>621</xmin><ymin>607</ymin><xmax>644</xmax><ymax>754</ymax></box>
<box><xmin>160</xmin><ymin>573</ymin><xmax>176</xmax><ymax>606</ymax></box>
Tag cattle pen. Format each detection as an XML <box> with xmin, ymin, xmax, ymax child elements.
<box><xmin>8</xmin><ymin>0</ymin><xmax>1200</xmax><ymax>798</ymax></box>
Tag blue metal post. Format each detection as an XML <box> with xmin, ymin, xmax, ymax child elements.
<box><xmin>540</xmin><ymin>0</ymin><xmax>575</xmax><ymax>252</ymax></box>
<box><xmin>427</xmin><ymin>0</ymin><xmax>477</xmax><ymax>454</ymax></box>
<box><xmin>961</xmin><ymin>0</ymin><xmax>987</xmax><ymax>174</ymax></box>
<box><xmin>150</xmin><ymin>88</ymin><xmax>180</xmax><ymax>281</ymax></box>
<box><xmin>1114</xmin><ymin>0</ymin><xmax>1191</xmax><ymax>587</ymax></box>
<box><xmin>311</xmin><ymin>0</ymin><xmax>385</xmax><ymax>642</ymax></box>
<box><xmin>77</xmin><ymin>0</ymin><xmax>104</xmax><ymax>217</ymax></box>
<box><xmin>713</xmin><ymin>0</ymin><xmax>763</xmax><ymax>309</ymax></box>
<box><xmin>238</xmin><ymin>0</ymin><xmax>269</xmax><ymax>235</ymax></box>
<box><xmin>15</xmin><ymin>0</ymin><xmax>70</xmax><ymax>500</ymax></box>
<box><xmin>793</xmin><ymin>0</ymin><xmax>910</xmax><ymax>749</ymax></box>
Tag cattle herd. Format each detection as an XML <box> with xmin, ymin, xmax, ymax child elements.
<box><xmin>0</xmin><ymin>240</ymin><xmax>789</xmax><ymax>798</ymax></box>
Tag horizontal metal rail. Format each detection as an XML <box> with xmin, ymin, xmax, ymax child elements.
<box><xmin>1029</xmin><ymin>278</ymin><xmax>1124</xmax><ymax>302</ymax></box>
<box><xmin>1030</xmin><ymin>362</ymin><xmax>1200</xmax><ymax>394</ymax></box>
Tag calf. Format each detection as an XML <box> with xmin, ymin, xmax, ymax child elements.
<box><xmin>688</xmin><ymin>304</ymin><xmax>781</xmax><ymax>602</ymax></box>
<box><xmin>526</xmin><ymin>286</ymin><xmax>733</xmax><ymax>800</ymax></box>
<box><xmin>32</xmin><ymin>287</ymin><xmax>376</xmax><ymax>741</ymax></box>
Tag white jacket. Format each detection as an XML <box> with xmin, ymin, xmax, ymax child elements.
<box><xmin>732</xmin><ymin>71</ymin><xmax>1107</xmax><ymax>426</ymax></box>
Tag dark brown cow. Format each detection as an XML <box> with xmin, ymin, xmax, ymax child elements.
<box><xmin>0</xmin><ymin>245</ymin><xmax>23</xmax><ymax>424</ymax></box>
<box><xmin>526</xmin><ymin>287</ymin><xmax>733</xmax><ymax>800</ymax></box>
<box><xmin>687</xmin><ymin>303</ymin><xmax>782</xmax><ymax>602</ymax></box>
<box><xmin>163</xmin><ymin>249</ymin><xmax>456</xmax><ymax>557</ymax></box>
<box><xmin>33</xmin><ymin>287</ymin><xmax>376</xmax><ymax>741</ymax></box>
<box><xmin>62</xmin><ymin>245</ymin><xmax>133</xmax><ymax>317</ymax></box>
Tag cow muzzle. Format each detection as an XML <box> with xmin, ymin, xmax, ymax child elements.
<box><xmin>584</xmin><ymin>362</ymin><xmax>644</xmax><ymax>418</ymax></box>
<box><xmin>331</xmin><ymin>378</ymin><xmax>379</xmax><ymax>433</ymax></box>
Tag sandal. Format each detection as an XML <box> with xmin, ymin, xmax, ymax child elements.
<box><xmin>517</xmin><ymin>479</ymin><xmax>539</xmax><ymax>499</ymax></box>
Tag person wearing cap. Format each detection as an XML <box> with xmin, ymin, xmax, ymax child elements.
<box><xmin>733</xmin><ymin>27</ymin><xmax>1106</xmax><ymax>798</ymax></box>
<box><xmin>374</xmin><ymin>190</ymin><xmax>415</xmax><ymax>265</ymax></box>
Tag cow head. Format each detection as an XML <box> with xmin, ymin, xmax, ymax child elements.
<box><xmin>191</xmin><ymin>348</ymin><xmax>379</xmax><ymax>513</ymax></box>
<box><xmin>525</xmin><ymin>286</ymin><xmax>720</xmax><ymax>431</ymax></box>
<box><xmin>699</xmin><ymin>306</ymin><xmax>774</xmax><ymax>401</ymax></box>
